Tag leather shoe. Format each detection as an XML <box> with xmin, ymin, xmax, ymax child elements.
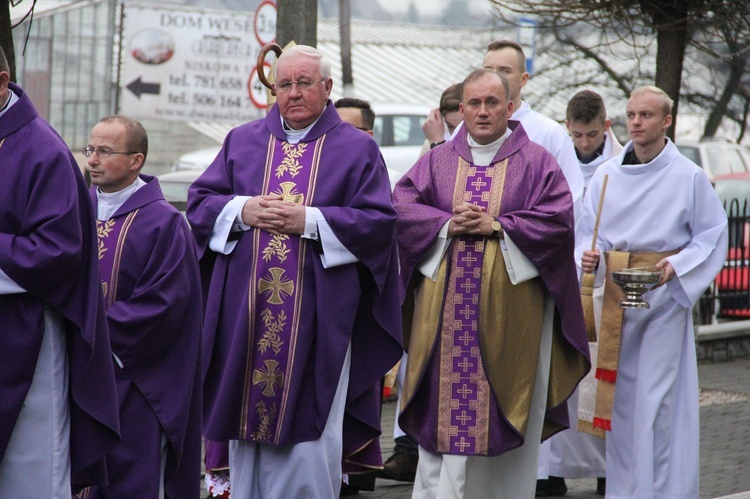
<box><xmin>340</xmin><ymin>481</ymin><xmax>359</xmax><ymax>496</ymax></box>
<box><xmin>596</xmin><ymin>477</ymin><xmax>606</xmax><ymax>496</ymax></box>
<box><xmin>376</xmin><ymin>452</ymin><xmax>418</xmax><ymax>482</ymax></box>
<box><xmin>536</xmin><ymin>476</ymin><xmax>567</xmax><ymax>496</ymax></box>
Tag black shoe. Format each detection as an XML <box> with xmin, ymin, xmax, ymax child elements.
<box><xmin>375</xmin><ymin>451</ymin><xmax>418</xmax><ymax>482</ymax></box>
<box><xmin>340</xmin><ymin>481</ymin><xmax>359</xmax><ymax>496</ymax></box>
<box><xmin>536</xmin><ymin>476</ymin><xmax>567</xmax><ymax>497</ymax></box>
<box><xmin>596</xmin><ymin>477</ymin><xmax>606</xmax><ymax>496</ymax></box>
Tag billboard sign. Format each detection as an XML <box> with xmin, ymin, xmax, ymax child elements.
<box><xmin>120</xmin><ymin>3</ymin><xmax>275</xmax><ymax>122</ymax></box>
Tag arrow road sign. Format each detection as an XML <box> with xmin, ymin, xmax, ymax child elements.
<box><xmin>126</xmin><ymin>77</ymin><xmax>161</xmax><ymax>98</ymax></box>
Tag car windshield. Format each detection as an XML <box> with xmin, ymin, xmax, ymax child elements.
<box><xmin>676</xmin><ymin>145</ymin><xmax>701</xmax><ymax>166</ymax></box>
<box><xmin>160</xmin><ymin>181</ymin><xmax>190</xmax><ymax>202</ymax></box>
<box><xmin>373</xmin><ymin>115</ymin><xmax>428</xmax><ymax>147</ymax></box>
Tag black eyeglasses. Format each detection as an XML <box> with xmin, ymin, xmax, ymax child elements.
<box><xmin>82</xmin><ymin>146</ymin><xmax>138</xmax><ymax>159</ymax></box>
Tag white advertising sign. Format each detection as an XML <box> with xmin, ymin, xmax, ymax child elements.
<box><xmin>120</xmin><ymin>3</ymin><xmax>276</xmax><ymax>123</ymax></box>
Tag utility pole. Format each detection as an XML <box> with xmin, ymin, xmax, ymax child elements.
<box><xmin>1</xmin><ymin>0</ymin><xmax>16</xmax><ymax>81</ymax></box>
<box><xmin>339</xmin><ymin>0</ymin><xmax>353</xmax><ymax>96</ymax></box>
<box><xmin>276</xmin><ymin>0</ymin><xmax>318</xmax><ymax>48</ymax></box>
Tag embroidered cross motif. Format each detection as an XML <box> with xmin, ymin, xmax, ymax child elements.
<box><xmin>462</xmin><ymin>253</ymin><xmax>478</xmax><ymax>266</ymax></box>
<box><xmin>459</xmin><ymin>305</ymin><xmax>474</xmax><ymax>319</ymax></box>
<box><xmin>454</xmin><ymin>437</ymin><xmax>471</xmax><ymax>452</ymax></box>
<box><xmin>458</xmin><ymin>331</ymin><xmax>473</xmax><ymax>346</ymax></box>
<box><xmin>456</xmin><ymin>410</ymin><xmax>472</xmax><ymax>425</ymax></box>
<box><xmin>460</xmin><ymin>278</ymin><xmax>476</xmax><ymax>294</ymax></box>
<box><xmin>470</xmin><ymin>177</ymin><xmax>487</xmax><ymax>191</ymax></box>
<box><xmin>252</xmin><ymin>359</ymin><xmax>284</xmax><ymax>397</ymax></box>
<box><xmin>457</xmin><ymin>384</ymin><xmax>473</xmax><ymax>398</ymax></box>
<box><xmin>275</xmin><ymin>181</ymin><xmax>304</xmax><ymax>204</ymax></box>
<box><xmin>457</xmin><ymin>358</ymin><xmax>474</xmax><ymax>373</ymax></box>
<box><xmin>258</xmin><ymin>267</ymin><xmax>294</xmax><ymax>305</ymax></box>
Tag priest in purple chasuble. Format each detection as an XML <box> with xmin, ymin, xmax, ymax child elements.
<box><xmin>393</xmin><ymin>69</ymin><xmax>590</xmax><ymax>497</ymax></box>
<box><xmin>187</xmin><ymin>45</ymin><xmax>402</xmax><ymax>497</ymax></box>
<box><xmin>0</xmin><ymin>65</ymin><xmax>119</xmax><ymax>495</ymax></box>
<box><xmin>79</xmin><ymin>116</ymin><xmax>203</xmax><ymax>498</ymax></box>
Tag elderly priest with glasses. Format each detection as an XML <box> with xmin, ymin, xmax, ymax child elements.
<box><xmin>187</xmin><ymin>45</ymin><xmax>402</xmax><ymax>498</ymax></box>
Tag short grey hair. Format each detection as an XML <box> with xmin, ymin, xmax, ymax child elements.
<box><xmin>273</xmin><ymin>45</ymin><xmax>332</xmax><ymax>81</ymax></box>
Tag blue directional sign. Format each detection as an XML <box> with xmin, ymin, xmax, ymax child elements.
<box><xmin>517</xmin><ymin>17</ymin><xmax>537</xmax><ymax>74</ymax></box>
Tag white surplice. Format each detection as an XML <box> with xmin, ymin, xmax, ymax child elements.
<box><xmin>573</xmin><ymin>139</ymin><xmax>728</xmax><ymax>498</ymax></box>
<box><xmin>542</xmin><ymin>128</ymin><xmax>623</xmax><ymax>480</ymax></box>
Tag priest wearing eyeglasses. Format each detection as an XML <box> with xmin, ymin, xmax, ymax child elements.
<box><xmin>187</xmin><ymin>45</ymin><xmax>402</xmax><ymax>498</ymax></box>
<box><xmin>81</xmin><ymin>115</ymin><xmax>203</xmax><ymax>498</ymax></box>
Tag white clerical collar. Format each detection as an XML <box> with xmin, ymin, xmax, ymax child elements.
<box><xmin>0</xmin><ymin>89</ymin><xmax>19</xmax><ymax>119</ymax></box>
<box><xmin>96</xmin><ymin>176</ymin><xmax>146</xmax><ymax>220</ymax></box>
<box><xmin>280</xmin><ymin>109</ymin><xmax>325</xmax><ymax>144</ymax></box>
<box><xmin>467</xmin><ymin>128</ymin><xmax>511</xmax><ymax>166</ymax></box>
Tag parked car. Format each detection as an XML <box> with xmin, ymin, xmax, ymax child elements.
<box><xmin>169</xmin><ymin>104</ymin><xmax>430</xmax><ymax>187</ymax></box>
<box><xmin>676</xmin><ymin>138</ymin><xmax>750</xmax><ymax>182</ymax></box>
<box><xmin>704</xmin><ymin>174</ymin><xmax>750</xmax><ymax>319</ymax></box>
<box><xmin>157</xmin><ymin>169</ymin><xmax>203</xmax><ymax>213</ymax></box>
<box><xmin>372</xmin><ymin>104</ymin><xmax>431</xmax><ymax>177</ymax></box>
<box><xmin>170</xmin><ymin>146</ymin><xmax>221</xmax><ymax>171</ymax></box>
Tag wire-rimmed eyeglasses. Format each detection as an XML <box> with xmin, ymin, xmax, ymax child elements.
<box><xmin>82</xmin><ymin>146</ymin><xmax>138</xmax><ymax>159</ymax></box>
<box><xmin>275</xmin><ymin>79</ymin><xmax>319</xmax><ymax>93</ymax></box>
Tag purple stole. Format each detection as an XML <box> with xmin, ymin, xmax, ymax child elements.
<box><xmin>437</xmin><ymin>157</ymin><xmax>507</xmax><ymax>455</ymax></box>
<box><xmin>97</xmin><ymin>212</ymin><xmax>139</xmax><ymax>307</ymax></box>
<box><xmin>241</xmin><ymin>137</ymin><xmax>323</xmax><ymax>443</ymax></box>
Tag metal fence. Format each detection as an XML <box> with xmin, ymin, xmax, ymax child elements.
<box><xmin>697</xmin><ymin>198</ymin><xmax>750</xmax><ymax>325</ymax></box>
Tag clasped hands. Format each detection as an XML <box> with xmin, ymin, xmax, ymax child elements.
<box><xmin>581</xmin><ymin>249</ymin><xmax>676</xmax><ymax>287</ymax></box>
<box><xmin>448</xmin><ymin>202</ymin><xmax>497</xmax><ymax>238</ymax></box>
<box><xmin>241</xmin><ymin>195</ymin><xmax>306</xmax><ymax>235</ymax></box>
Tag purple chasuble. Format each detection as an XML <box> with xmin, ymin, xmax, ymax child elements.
<box><xmin>394</xmin><ymin>122</ymin><xmax>590</xmax><ymax>456</ymax></box>
<box><xmin>188</xmin><ymin>102</ymin><xmax>403</xmax><ymax>472</ymax></box>
<box><xmin>0</xmin><ymin>82</ymin><xmax>119</xmax><ymax>488</ymax></box>
<box><xmin>90</xmin><ymin>175</ymin><xmax>203</xmax><ymax>497</ymax></box>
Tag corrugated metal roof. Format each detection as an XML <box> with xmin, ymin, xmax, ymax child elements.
<box><xmin>189</xmin><ymin>18</ymin><xmax>734</xmax><ymax>144</ymax></box>
<box><xmin>318</xmin><ymin>19</ymin><xmax>502</xmax><ymax>108</ymax></box>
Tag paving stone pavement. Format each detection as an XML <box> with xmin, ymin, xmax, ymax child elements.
<box><xmin>358</xmin><ymin>357</ymin><xmax>750</xmax><ymax>499</ymax></box>
<box><xmin>200</xmin><ymin>357</ymin><xmax>750</xmax><ymax>498</ymax></box>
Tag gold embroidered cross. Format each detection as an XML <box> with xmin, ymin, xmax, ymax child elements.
<box><xmin>456</xmin><ymin>410</ymin><xmax>473</xmax><ymax>425</ymax></box>
<box><xmin>258</xmin><ymin>267</ymin><xmax>294</xmax><ymax>305</ymax></box>
<box><xmin>457</xmin><ymin>384</ymin><xmax>473</xmax><ymax>398</ymax></box>
<box><xmin>457</xmin><ymin>357</ymin><xmax>474</xmax><ymax>373</ymax></box>
<box><xmin>252</xmin><ymin>359</ymin><xmax>284</xmax><ymax>397</ymax></box>
<box><xmin>276</xmin><ymin>181</ymin><xmax>304</xmax><ymax>204</ymax></box>
<box><xmin>455</xmin><ymin>437</ymin><xmax>471</xmax><ymax>452</ymax></box>
<box><xmin>458</xmin><ymin>331</ymin><xmax>473</xmax><ymax>346</ymax></box>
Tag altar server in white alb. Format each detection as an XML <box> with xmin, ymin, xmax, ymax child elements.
<box><xmin>482</xmin><ymin>40</ymin><xmax>583</xmax><ymax>218</ymax></box>
<box><xmin>577</xmin><ymin>85</ymin><xmax>727</xmax><ymax>499</ymax></box>
<box><xmin>538</xmin><ymin>90</ymin><xmax>623</xmax><ymax>497</ymax></box>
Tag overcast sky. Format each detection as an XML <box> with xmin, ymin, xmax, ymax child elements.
<box><xmin>378</xmin><ymin>0</ymin><xmax>494</xmax><ymax>16</ymax></box>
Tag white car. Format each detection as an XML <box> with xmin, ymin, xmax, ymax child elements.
<box><xmin>372</xmin><ymin>104</ymin><xmax>431</xmax><ymax>179</ymax></box>
<box><xmin>157</xmin><ymin>169</ymin><xmax>203</xmax><ymax>213</ymax></box>
<box><xmin>170</xmin><ymin>105</ymin><xmax>431</xmax><ymax>187</ymax></box>
<box><xmin>170</xmin><ymin>146</ymin><xmax>221</xmax><ymax>171</ymax></box>
<box><xmin>676</xmin><ymin>138</ymin><xmax>750</xmax><ymax>182</ymax></box>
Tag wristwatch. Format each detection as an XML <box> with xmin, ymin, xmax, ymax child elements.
<box><xmin>430</xmin><ymin>140</ymin><xmax>446</xmax><ymax>149</ymax></box>
<box><xmin>491</xmin><ymin>220</ymin><xmax>502</xmax><ymax>238</ymax></box>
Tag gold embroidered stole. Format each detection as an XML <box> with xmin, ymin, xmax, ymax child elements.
<box><xmin>96</xmin><ymin>211</ymin><xmax>139</xmax><ymax>307</ymax></box>
<box><xmin>240</xmin><ymin>136</ymin><xmax>324</xmax><ymax>443</ymax></box>
<box><xmin>402</xmin><ymin>156</ymin><xmax>548</xmax><ymax>454</ymax></box>
<box><xmin>581</xmin><ymin>249</ymin><xmax>679</xmax><ymax>438</ymax></box>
